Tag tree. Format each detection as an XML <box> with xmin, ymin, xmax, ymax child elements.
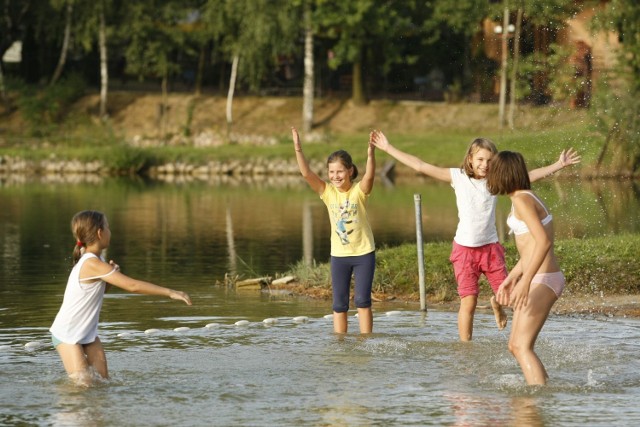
<box><xmin>49</xmin><ymin>0</ymin><xmax>74</xmax><ymax>86</ymax></box>
<box><xmin>202</xmin><ymin>0</ymin><xmax>297</xmax><ymax>134</ymax></box>
<box><xmin>302</xmin><ymin>0</ymin><xmax>314</xmax><ymax>133</ymax></box>
<box><xmin>316</xmin><ymin>0</ymin><xmax>418</xmax><ymax>105</ymax></box>
<box><xmin>0</xmin><ymin>0</ymin><xmax>31</xmax><ymax>103</ymax></box>
<box><xmin>592</xmin><ymin>0</ymin><xmax>640</xmax><ymax>174</ymax></box>
<box><xmin>121</xmin><ymin>0</ymin><xmax>189</xmax><ymax>134</ymax></box>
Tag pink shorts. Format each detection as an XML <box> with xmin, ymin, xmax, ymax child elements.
<box><xmin>449</xmin><ymin>241</ymin><xmax>507</xmax><ymax>298</ymax></box>
<box><xmin>533</xmin><ymin>271</ymin><xmax>565</xmax><ymax>298</ymax></box>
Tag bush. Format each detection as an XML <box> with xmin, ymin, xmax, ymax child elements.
<box><xmin>14</xmin><ymin>73</ymin><xmax>87</xmax><ymax>136</ymax></box>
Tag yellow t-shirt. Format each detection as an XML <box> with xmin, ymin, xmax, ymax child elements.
<box><xmin>320</xmin><ymin>182</ymin><xmax>375</xmax><ymax>257</ymax></box>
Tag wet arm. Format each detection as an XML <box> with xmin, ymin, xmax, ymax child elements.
<box><xmin>510</xmin><ymin>197</ymin><xmax>552</xmax><ymax>309</ymax></box>
<box><xmin>292</xmin><ymin>127</ymin><xmax>325</xmax><ymax>195</ymax></box>
<box><xmin>82</xmin><ymin>258</ymin><xmax>191</xmax><ymax>305</ymax></box>
<box><xmin>360</xmin><ymin>135</ymin><xmax>376</xmax><ymax>195</ymax></box>
<box><xmin>370</xmin><ymin>130</ymin><xmax>451</xmax><ymax>183</ymax></box>
<box><xmin>529</xmin><ymin>148</ymin><xmax>581</xmax><ymax>182</ymax></box>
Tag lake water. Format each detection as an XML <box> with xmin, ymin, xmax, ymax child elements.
<box><xmin>1</xmin><ymin>176</ymin><xmax>640</xmax><ymax>426</ymax></box>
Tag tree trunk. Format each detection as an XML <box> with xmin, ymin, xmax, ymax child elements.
<box><xmin>195</xmin><ymin>43</ymin><xmax>205</xmax><ymax>96</ymax></box>
<box><xmin>98</xmin><ymin>2</ymin><xmax>109</xmax><ymax>120</ymax></box>
<box><xmin>50</xmin><ymin>0</ymin><xmax>73</xmax><ymax>86</ymax></box>
<box><xmin>226</xmin><ymin>54</ymin><xmax>239</xmax><ymax>137</ymax></box>
<box><xmin>508</xmin><ymin>7</ymin><xmax>523</xmax><ymax>130</ymax></box>
<box><xmin>498</xmin><ymin>3</ymin><xmax>509</xmax><ymax>129</ymax></box>
<box><xmin>161</xmin><ymin>73</ymin><xmax>168</xmax><ymax>137</ymax></box>
<box><xmin>0</xmin><ymin>64</ymin><xmax>6</xmax><ymax>105</ymax></box>
<box><xmin>302</xmin><ymin>4</ymin><xmax>314</xmax><ymax>133</ymax></box>
<box><xmin>352</xmin><ymin>60</ymin><xmax>366</xmax><ymax>105</ymax></box>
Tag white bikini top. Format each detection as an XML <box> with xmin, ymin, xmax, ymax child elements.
<box><xmin>506</xmin><ymin>191</ymin><xmax>552</xmax><ymax>235</ymax></box>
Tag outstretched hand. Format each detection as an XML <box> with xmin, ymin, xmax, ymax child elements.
<box><xmin>170</xmin><ymin>290</ymin><xmax>192</xmax><ymax>306</ymax></box>
<box><xmin>291</xmin><ymin>127</ymin><xmax>302</xmax><ymax>152</ymax></box>
<box><xmin>559</xmin><ymin>148</ymin><xmax>581</xmax><ymax>168</ymax></box>
<box><xmin>370</xmin><ymin>130</ymin><xmax>390</xmax><ymax>152</ymax></box>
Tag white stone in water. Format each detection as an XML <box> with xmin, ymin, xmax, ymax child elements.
<box><xmin>24</xmin><ymin>341</ymin><xmax>43</xmax><ymax>350</ymax></box>
<box><xmin>117</xmin><ymin>332</ymin><xmax>133</xmax><ymax>337</ymax></box>
<box><xmin>204</xmin><ymin>323</ymin><xmax>220</xmax><ymax>329</ymax></box>
<box><xmin>173</xmin><ymin>327</ymin><xmax>190</xmax><ymax>332</ymax></box>
<box><xmin>144</xmin><ymin>328</ymin><xmax>160</xmax><ymax>334</ymax></box>
<box><xmin>324</xmin><ymin>314</ymin><xmax>333</xmax><ymax>320</ymax></box>
<box><xmin>263</xmin><ymin>318</ymin><xmax>277</xmax><ymax>325</ymax></box>
<box><xmin>234</xmin><ymin>320</ymin><xmax>250</xmax><ymax>326</ymax></box>
<box><xmin>385</xmin><ymin>311</ymin><xmax>402</xmax><ymax>316</ymax></box>
<box><xmin>293</xmin><ymin>316</ymin><xmax>309</xmax><ymax>323</ymax></box>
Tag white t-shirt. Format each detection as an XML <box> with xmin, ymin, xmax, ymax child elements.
<box><xmin>450</xmin><ymin>168</ymin><xmax>498</xmax><ymax>247</ymax></box>
<box><xmin>50</xmin><ymin>253</ymin><xmax>112</xmax><ymax>345</ymax></box>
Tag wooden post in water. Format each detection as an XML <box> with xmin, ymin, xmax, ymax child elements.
<box><xmin>302</xmin><ymin>200</ymin><xmax>313</xmax><ymax>266</ymax></box>
<box><xmin>414</xmin><ymin>194</ymin><xmax>427</xmax><ymax>312</ymax></box>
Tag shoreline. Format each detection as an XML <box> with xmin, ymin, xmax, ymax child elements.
<box><xmin>270</xmin><ymin>282</ymin><xmax>640</xmax><ymax>319</ymax></box>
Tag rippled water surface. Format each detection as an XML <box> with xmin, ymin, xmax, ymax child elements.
<box><xmin>3</xmin><ymin>294</ymin><xmax>640</xmax><ymax>426</ymax></box>
<box><xmin>2</xmin><ymin>178</ymin><xmax>640</xmax><ymax>426</ymax></box>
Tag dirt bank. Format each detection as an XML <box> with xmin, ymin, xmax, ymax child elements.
<box><xmin>2</xmin><ymin>91</ymin><xmax>588</xmax><ymax>139</ymax></box>
<box><xmin>270</xmin><ymin>282</ymin><xmax>640</xmax><ymax>319</ymax></box>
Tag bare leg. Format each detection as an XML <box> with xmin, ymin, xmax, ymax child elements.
<box><xmin>333</xmin><ymin>311</ymin><xmax>348</xmax><ymax>334</ymax></box>
<box><xmin>458</xmin><ymin>295</ymin><xmax>478</xmax><ymax>341</ymax></box>
<box><xmin>508</xmin><ymin>283</ymin><xmax>557</xmax><ymax>385</ymax></box>
<box><xmin>491</xmin><ymin>295</ymin><xmax>508</xmax><ymax>330</ymax></box>
<box><xmin>357</xmin><ymin>307</ymin><xmax>373</xmax><ymax>334</ymax></box>
<box><xmin>55</xmin><ymin>342</ymin><xmax>93</xmax><ymax>386</ymax></box>
<box><xmin>84</xmin><ymin>337</ymin><xmax>109</xmax><ymax>379</ymax></box>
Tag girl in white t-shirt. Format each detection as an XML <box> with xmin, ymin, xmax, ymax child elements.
<box><xmin>370</xmin><ymin>130</ymin><xmax>579</xmax><ymax>341</ymax></box>
<box><xmin>292</xmin><ymin>127</ymin><xmax>376</xmax><ymax>334</ymax></box>
<box><xmin>50</xmin><ymin>210</ymin><xmax>191</xmax><ymax>386</ymax></box>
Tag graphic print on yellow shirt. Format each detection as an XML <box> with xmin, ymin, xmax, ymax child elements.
<box><xmin>321</xmin><ymin>182</ymin><xmax>375</xmax><ymax>257</ymax></box>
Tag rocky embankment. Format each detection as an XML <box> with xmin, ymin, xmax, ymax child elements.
<box><xmin>0</xmin><ymin>155</ymin><xmax>326</xmax><ymax>180</ymax></box>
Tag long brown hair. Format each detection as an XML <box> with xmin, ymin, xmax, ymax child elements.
<box><xmin>327</xmin><ymin>150</ymin><xmax>358</xmax><ymax>180</ymax></box>
<box><xmin>486</xmin><ymin>151</ymin><xmax>531</xmax><ymax>195</ymax></box>
<box><xmin>460</xmin><ymin>137</ymin><xmax>498</xmax><ymax>178</ymax></box>
<box><xmin>71</xmin><ymin>210</ymin><xmax>107</xmax><ymax>265</ymax></box>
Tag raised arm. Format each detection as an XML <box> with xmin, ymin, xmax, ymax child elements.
<box><xmin>529</xmin><ymin>148</ymin><xmax>581</xmax><ymax>182</ymax></box>
<box><xmin>292</xmin><ymin>127</ymin><xmax>326</xmax><ymax>195</ymax></box>
<box><xmin>370</xmin><ymin>130</ymin><xmax>451</xmax><ymax>183</ymax></box>
<box><xmin>81</xmin><ymin>257</ymin><xmax>192</xmax><ymax>305</ymax></box>
<box><xmin>359</xmin><ymin>132</ymin><xmax>376</xmax><ymax>195</ymax></box>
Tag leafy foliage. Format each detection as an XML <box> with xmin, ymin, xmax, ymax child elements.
<box><xmin>590</xmin><ymin>0</ymin><xmax>640</xmax><ymax>173</ymax></box>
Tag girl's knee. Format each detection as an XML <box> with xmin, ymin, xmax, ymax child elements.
<box><xmin>354</xmin><ymin>295</ymin><xmax>371</xmax><ymax>309</ymax></box>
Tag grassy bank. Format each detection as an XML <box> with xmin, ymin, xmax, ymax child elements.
<box><xmin>0</xmin><ymin>93</ymin><xmax>608</xmax><ymax>176</ymax></box>
<box><xmin>285</xmin><ymin>234</ymin><xmax>640</xmax><ymax>302</ymax></box>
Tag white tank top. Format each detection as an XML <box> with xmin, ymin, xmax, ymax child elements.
<box><xmin>50</xmin><ymin>253</ymin><xmax>115</xmax><ymax>344</ymax></box>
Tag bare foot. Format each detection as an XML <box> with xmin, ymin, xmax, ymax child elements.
<box><xmin>491</xmin><ymin>296</ymin><xmax>507</xmax><ymax>330</ymax></box>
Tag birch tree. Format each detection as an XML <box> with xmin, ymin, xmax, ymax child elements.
<box><xmin>203</xmin><ymin>0</ymin><xmax>297</xmax><ymax>134</ymax></box>
<box><xmin>49</xmin><ymin>0</ymin><xmax>73</xmax><ymax>86</ymax></box>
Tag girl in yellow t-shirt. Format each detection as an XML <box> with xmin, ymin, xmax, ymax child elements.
<box><xmin>292</xmin><ymin>127</ymin><xmax>376</xmax><ymax>334</ymax></box>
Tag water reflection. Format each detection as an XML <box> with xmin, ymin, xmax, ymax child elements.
<box><xmin>0</xmin><ymin>177</ymin><xmax>639</xmax><ymax>289</ymax></box>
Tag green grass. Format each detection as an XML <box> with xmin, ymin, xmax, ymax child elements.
<box><xmin>287</xmin><ymin>234</ymin><xmax>640</xmax><ymax>301</ymax></box>
<box><xmin>1</xmin><ymin>102</ymin><xmax>604</xmax><ymax>173</ymax></box>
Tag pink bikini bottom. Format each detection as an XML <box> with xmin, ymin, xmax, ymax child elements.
<box><xmin>532</xmin><ymin>271</ymin><xmax>565</xmax><ymax>298</ymax></box>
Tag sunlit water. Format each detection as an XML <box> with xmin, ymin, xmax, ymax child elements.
<box><xmin>2</xmin><ymin>290</ymin><xmax>640</xmax><ymax>426</ymax></box>
<box><xmin>1</xmin><ymin>177</ymin><xmax>640</xmax><ymax>425</ymax></box>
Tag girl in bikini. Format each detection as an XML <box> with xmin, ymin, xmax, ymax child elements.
<box><xmin>370</xmin><ymin>130</ymin><xmax>580</xmax><ymax>341</ymax></box>
<box><xmin>486</xmin><ymin>151</ymin><xmax>564</xmax><ymax>385</ymax></box>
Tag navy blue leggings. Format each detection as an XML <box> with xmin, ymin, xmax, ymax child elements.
<box><xmin>330</xmin><ymin>251</ymin><xmax>375</xmax><ymax>313</ymax></box>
